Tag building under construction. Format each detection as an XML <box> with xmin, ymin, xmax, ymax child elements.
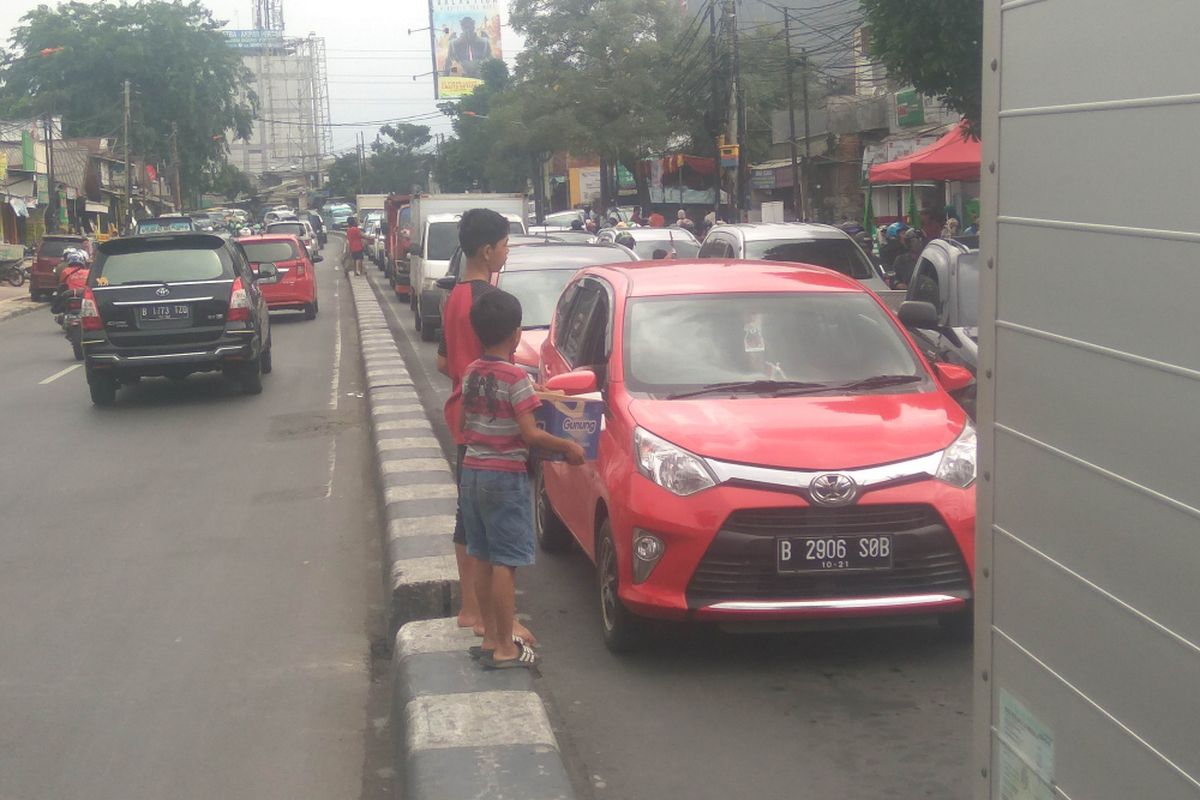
<box><xmin>224</xmin><ymin>0</ymin><xmax>331</xmax><ymax>181</ymax></box>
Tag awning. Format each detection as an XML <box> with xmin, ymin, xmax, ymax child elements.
<box><xmin>869</xmin><ymin>120</ymin><xmax>980</xmax><ymax>184</ymax></box>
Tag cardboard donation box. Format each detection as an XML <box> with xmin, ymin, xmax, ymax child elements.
<box><xmin>533</xmin><ymin>391</ymin><xmax>603</xmax><ymax>461</ymax></box>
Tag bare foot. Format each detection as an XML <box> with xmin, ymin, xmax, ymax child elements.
<box><xmin>457</xmin><ymin>612</ymin><xmax>481</xmax><ymax>631</ymax></box>
<box><xmin>513</xmin><ymin>619</ymin><xmax>538</xmax><ymax>647</ymax></box>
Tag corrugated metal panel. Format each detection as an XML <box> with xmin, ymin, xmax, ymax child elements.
<box><xmin>977</xmin><ymin>1</ymin><xmax>1200</xmax><ymax>799</ymax></box>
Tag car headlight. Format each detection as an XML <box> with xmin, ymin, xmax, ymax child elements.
<box><xmin>634</xmin><ymin>427</ymin><xmax>716</xmax><ymax>496</ymax></box>
<box><xmin>936</xmin><ymin>421</ymin><xmax>977</xmax><ymax>488</ymax></box>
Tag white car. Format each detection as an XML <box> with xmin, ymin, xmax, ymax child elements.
<box><xmin>698</xmin><ymin>222</ymin><xmax>890</xmax><ymax>292</ymax></box>
<box><xmin>266</xmin><ymin>220</ymin><xmax>317</xmax><ymax>259</ymax></box>
<box><xmin>595</xmin><ymin>226</ymin><xmax>700</xmax><ymax>259</ymax></box>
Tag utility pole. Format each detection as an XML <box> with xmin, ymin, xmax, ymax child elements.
<box><xmin>43</xmin><ymin>114</ymin><xmax>57</xmax><ymax>232</ymax></box>
<box><xmin>783</xmin><ymin>11</ymin><xmax>802</xmax><ymax>222</ymax></box>
<box><xmin>727</xmin><ymin>0</ymin><xmax>744</xmax><ymax>219</ymax></box>
<box><xmin>170</xmin><ymin>122</ymin><xmax>182</xmax><ymax>211</ymax></box>
<box><xmin>801</xmin><ymin>48</ymin><xmax>812</xmax><ymax>221</ymax></box>
<box><xmin>708</xmin><ymin>0</ymin><xmax>721</xmax><ymax>220</ymax></box>
<box><xmin>357</xmin><ymin>132</ymin><xmax>365</xmax><ymax>187</ymax></box>
<box><xmin>123</xmin><ymin>80</ymin><xmax>132</xmax><ymax>231</ymax></box>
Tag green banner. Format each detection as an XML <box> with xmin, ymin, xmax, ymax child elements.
<box><xmin>22</xmin><ymin>130</ymin><xmax>35</xmax><ymax>171</ymax></box>
<box><xmin>895</xmin><ymin>88</ymin><xmax>925</xmax><ymax>128</ymax></box>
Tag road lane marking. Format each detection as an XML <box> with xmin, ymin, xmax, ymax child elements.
<box><xmin>40</xmin><ymin>364</ymin><xmax>82</xmax><ymax>385</ymax></box>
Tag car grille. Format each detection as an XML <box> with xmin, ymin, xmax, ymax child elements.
<box><xmin>686</xmin><ymin>504</ymin><xmax>971</xmax><ymax>606</ymax></box>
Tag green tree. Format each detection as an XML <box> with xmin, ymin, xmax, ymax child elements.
<box><xmin>327</xmin><ymin>123</ymin><xmax>434</xmax><ymax>197</ymax></box>
<box><xmin>0</xmin><ymin>0</ymin><xmax>257</xmax><ymax>198</ymax></box>
<box><xmin>860</xmin><ymin>0</ymin><xmax>983</xmax><ymax>132</ymax></box>
<box><xmin>203</xmin><ymin>162</ymin><xmax>253</xmax><ymax>201</ymax></box>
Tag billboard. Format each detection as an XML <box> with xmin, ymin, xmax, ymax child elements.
<box><xmin>428</xmin><ymin>0</ymin><xmax>503</xmax><ymax>98</ymax></box>
<box><xmin>223</xmin><ymin>29</ymin><xmax>285</xmax><ymax>50</ymax></box>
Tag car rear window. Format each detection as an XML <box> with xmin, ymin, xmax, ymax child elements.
<box><xmin>268</xmin><ymin>223</ymin><xmax>306</xmax><ymax>236</ymax></box>
<box><xmin>242</xmin><ymin>241</ymin><xmax>300</xmax><ymax>263</ymax></box>
<box><xmin>95</xmin><ymin>246</ymin><xmax>228</xmax><ymax>285</ymax></box>
<box><xmin>38</xmin><ymin>239</ymin><xmax>84</xmax><ymax>258</ymax></box>
<box><xmin>743</xmin><ymin>238</ymin><xmax>874</xmax><ymax>280</ymax></box>
<box><xmin>508</xmin><ymin>220</ymin><xmax>524</xmax><ymax>235</ymax></box>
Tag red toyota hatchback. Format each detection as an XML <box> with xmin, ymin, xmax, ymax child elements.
<box><xmin>237</xmin><ymin>234</ymin><xmax>320</xmax><ymax>319</ymax></box>
<box><xmin>537</xmin><ymin>260</ymin><xmax>977</xmax><ymax>651</ymax></box>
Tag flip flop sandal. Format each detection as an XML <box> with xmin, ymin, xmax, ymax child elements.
<box><xmin>469</xmin><ymin>635</ymin><xmax>529</xmax><ymax>661</ymax></box>
<box><xmin>482</xmin><ymin>643</ymin><xmax>540</xmax><ymax>670</ymax></box>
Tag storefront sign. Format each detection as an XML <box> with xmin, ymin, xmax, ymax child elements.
<box><xmin>750</xmin><ymin>169</ymin><xmax>777</xmax><ymax>190</ymax></box>
<box><xmin>895</xmin><ymin>88</ymin><xmax>925</xmax><ymax>127</ymax></box>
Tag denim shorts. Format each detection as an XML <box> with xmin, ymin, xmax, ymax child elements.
<box><xmin>460</xmin><ymin>467</ymin><xmax>535</xmax><ymax>568</ymax></box>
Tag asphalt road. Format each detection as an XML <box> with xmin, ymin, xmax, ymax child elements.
<box><xmin>365</xmin><ymin>266</ymin><xmax>974</xmax><ymax>800</ymax></box>
<box><xmin>0</xmin><ymin>238</ymin><xmax>392</xmax><ymax>800</ymax></box>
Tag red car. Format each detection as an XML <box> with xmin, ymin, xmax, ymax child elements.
<box><xmin>237</xmin><ymin>234</ymin><xmax>320</xmax><ymax>319</ymax></box>
<box><xmin>537</xmin><ymin>260</ymin><xmax>977</xmax><ymax>651</ymax></box>
<box><xmin>30</xmin><ymin>234</ymin><xmax>95</xmax><ymax>300</ymax></box>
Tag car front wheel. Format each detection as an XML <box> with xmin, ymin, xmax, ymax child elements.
<box><xmin>597</xmin><ymin>521</ymin><xmax>646</xmax><ymax>653</ymax></box>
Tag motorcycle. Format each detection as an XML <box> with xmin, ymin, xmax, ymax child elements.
<box><xmin>51</xmin><ymin>263</ymin><xmax>89</xmax><ymax>360</ymax></box>
<box><xmin>1</xmin><ymin>259</ymin><xmax>26</xmax><ymax>287</ymax></box>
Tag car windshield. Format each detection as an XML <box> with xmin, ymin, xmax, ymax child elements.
<box><xmin>632</xmin><ymin>239</ymin><xmax>700</xmax><ymax>259</ymax></box>
<box><xmin>95</xmin><ymin>247</ymin><xmax>226</xmax><ymax>285</ymax></box>
<box><xmin>956</xmin><ymin>253</ymin><xmax>979</xmax><ymax>327</ymax></box>
<box><xmin>426</xmin><ymin>221</ymin><xmax>460</xmax><ymax>260</ymax></box>
<box><xmin>138</xmin><ymin>220</ymin><xmax>194</xmax><ymax>233</ymax></box>
<box><xmin>497</xmin><ymin>270</ymin><xmax>577</xmax><ymax>328</ymax></box>
<box><xmin>268</xmin><ymin>223</ymin><xmax>306</xmax><ymax>236</ymax></box>
<box><xmin>242</xmin><ymin>241</ymin><xmax>300</xmax><ymax>263</ymax></box>
<box><xmin>624</xmin><ymin>292</ymin><xmax>923</xmax><ymax>395</ymax></box>
<box><xmin>743</xmin><ymin>238</ymin><xmax>874</xmax><ymax>280</ymax></box>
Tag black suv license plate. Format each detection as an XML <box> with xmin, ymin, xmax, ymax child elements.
<box><xmin>138</xmin><ymin>303</ymin><xmax>192</xmax><ymax>322</ymax></box>
<box><xmin>777</xmin><ymin>535</ymin><xmax>893</xmax><ymax>573</ymax></box>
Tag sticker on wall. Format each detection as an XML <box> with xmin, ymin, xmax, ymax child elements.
<box><xmin>998</xmin><ymin>689</ymin><xmax>1055</xmax><ymax>800</ymax></box>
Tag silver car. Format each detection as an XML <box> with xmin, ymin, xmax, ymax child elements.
<box><xmin>698</xmin><ymin>222</ymin><xmax>890</xmax><ymax>292</ymax></box>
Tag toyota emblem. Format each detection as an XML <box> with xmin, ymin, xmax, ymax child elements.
<box><xmin>809</xmin><ymin>473</ymin><xmax>858</xmax><ymax>506</ymax></box>
<box><xmin>155</xmin><ymin>286</ymin><xmax>170</xmax><ymax>296</ymax></box>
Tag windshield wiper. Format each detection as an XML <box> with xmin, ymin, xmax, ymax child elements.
<box><xmin>772</xmin><ymin>374</ymin><xmax>923</xmax><ymax>397</ymax></box>
<box><xmin>522</xmin><ymin>324</ymin><xmax>551</xmax><ymax>330</ymax></box>
<box><xmin>666</xmin><ymin>380</ymin><xmax>826</xmax><ymax>400</ymax></box>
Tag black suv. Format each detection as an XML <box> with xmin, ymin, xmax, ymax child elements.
<box><xmin>82</xmin><ymin>233</ymin><xmax>274</xmax><ymax>404</ymax></box>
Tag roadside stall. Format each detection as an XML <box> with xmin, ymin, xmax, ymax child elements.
<box><xmin>868</xmin><ymin>120</ymin><xmax>981</xmax><ymax>234</ymax></box>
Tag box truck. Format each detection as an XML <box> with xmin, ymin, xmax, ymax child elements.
<box><xmin>975</xmin><ymin>3</ymin><xmax>1199</xmax><ymax>799</ymax></box>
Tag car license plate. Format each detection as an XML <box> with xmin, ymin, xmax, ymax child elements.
<box><xmin>138</xmin><ymin>303</ymin><xmax>192</xmax><ymax>322</ymax></box>
<box><xmin>777</xmin><ymin>535</ymin><xmax>893</xmax><ymax>573</ymax></box>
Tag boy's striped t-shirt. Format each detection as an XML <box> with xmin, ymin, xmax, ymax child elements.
<box><xmin>461</xmin><ymin>356</ymin><xmax>542</xmax><ymax>472</ymax></box>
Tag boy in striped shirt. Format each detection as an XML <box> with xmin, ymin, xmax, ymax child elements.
<box><xmin>460</xmin><ymin>290</ymin><xmax>584</xmax><ymax>669</ymax></box>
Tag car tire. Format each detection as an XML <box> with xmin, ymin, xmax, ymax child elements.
<box><xmin>260</xmin><ymin>342</ymin><xmax>273</xmax><ymax>374</ymax></box>
<box><xmin>534</xmin><ymin>466</ymin><xmax>573</xmax><ymax>553</ymax></box>
<box><xmin>597</xmin><ymin>521</ymin><xmax>646</xmax><ymax>653</ymax></box>
<box><xmin>240</xmin><ymin>356</ymin><xmax>264</xmax><ymax>394</ymax></box>
<box><xmin>939</xmin><ymin>603</ymin><xmax>974</xmax><ymax>641</ymax></box>
<box><xmin>70</xmin><ymin>329</ymin><xmax>83</xmax><ymax>361</ymax></box>
<box><xmin>304</xmin><ymin>302</ymin><xmax>317</xmax><ymax>320</ymax></box>
<box><xmin>420</xmin><ymin>317</ymin><xmax>438</xmax><ymax>342</ymax></box>
<box><xmin>87</xmin><ymin>371</ymin><xmax>117</xmax><ymax>405</ymax></box>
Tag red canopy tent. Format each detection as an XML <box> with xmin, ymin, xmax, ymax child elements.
<box><xmin>868</xmin><ymin>121</ymin><xmax>981</xmax><ymax>184</ymax></box>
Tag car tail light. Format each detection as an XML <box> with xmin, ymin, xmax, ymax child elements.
<box><xmin>228</xmin><ymin>277</ymin><xmax>250</xmax><ymax>321</ymax></box>
<box><xmin>295</xmin><ymin>260</ymin><xmax>305</xmax><ymax>277</ymax></box>
<box><xmin>80</xmin><ymin>288</ymin><xmax>103</xmax><ymax>331</ymax></box>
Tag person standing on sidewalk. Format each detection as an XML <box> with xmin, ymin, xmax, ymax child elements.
<box><xmin>436</xmin><ymin>209</ymin><xmax>537</xmax><ymax>645</ymax></box>
<box><xmin>459</xmin><ymin>290</ymin><xmax>584</xmax><ymax>668</ymax></box>
<box><xmin>345</xmin><ymin>217</ymin><xmax>365</xmax><ymax>276</ymax></box>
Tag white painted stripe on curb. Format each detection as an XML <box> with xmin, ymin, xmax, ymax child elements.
<box><xmin>381</xmin><ymin>458</ymin><xmax>451</xmax><ymax>474</ymax></box>
<box><xmin>388</xmin><ymin>515</ymin><xmax>457</xmax><ymax>541</ymax></box>
<box><xmin>375</xmin><ymin>419</ymin><xmax>431</xmax><ymax>432</ymax></box>
<box><xmin>384</xmin><ymin>484</ymin><xmax>457</xmax><ymax>504</ymax></box>
<box><xmin>392</xmin><ymin>554</ymin><xmax>458</xmax><ymax>585</ymax></box>
<box><xmin>376</xmin><ymin>437</ymin><xmax>441</xmax><ymax>452</ymax></box>
<box><xmin>406</xmin><ymin>692</ymin><xmax>558</xmax><ymax>752</ymax></box>
<box><xmin>397</xmin><ymin>617</ymin><xmax>475</xmax><ymax>657</ymax></box>
<box><xmin>372</xmin><ymin>403</ymin><xmax>424</xmax><ymax>415</ymax></box>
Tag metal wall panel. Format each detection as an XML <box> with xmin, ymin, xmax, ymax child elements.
<box><xmin>978</xmin><ymin>1</ymin><xmax>1200</xmax><ymax>798</ymax></box>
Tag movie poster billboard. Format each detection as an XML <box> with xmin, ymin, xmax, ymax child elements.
<box><xmin>428</xmin><ymin>0</ymin><xmax>503</xmax><ymax>98</ymax></box>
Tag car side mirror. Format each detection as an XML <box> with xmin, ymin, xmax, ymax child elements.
<box><xmin>408</xmin><ymin>242</ymin><xmax>422</xmax><ymax>256</ymax></box>
<box><xmin>934</xmin><ymin>362</ymin><xmax>974</xmax><ymax>393</ymax></box>
<box><xmin>545</xmin><ymin>369</ymin><xmax>598</xmax><ymax>396</ymax></box>
<box><xmin>313</xmin><ymin>255</ymin><xmax>324</xmax><ymax>263</ymax></box>
<box><xmin>256</xmin><ymin>262</ymin><xmax>278</xmax><ymax>280</ymax></box>
<box><xmin>435</xmin><ymin>276</ymin><xmax>457</xmax><ymax>291</ymax></box>
<box><xmin>898</xmin><ymin>300</ymin><xmax>939</xmax><ymax>329</ymax></box>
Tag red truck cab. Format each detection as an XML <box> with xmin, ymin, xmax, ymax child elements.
<box><xmin>383</xmin><ymin>194</ymin><xmax>412</xmax><ymax>298</ymax></box>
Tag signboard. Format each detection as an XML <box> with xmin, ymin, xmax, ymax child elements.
<box><xmin>895</xmin><ymin>88</ymin><xmax>925</xmax><ymax>127</ymax></box>
<box><xmin>569</xmin><ymin>166</ymin><xmax>601</xmax><ymax>207</ymax></box>
<box><xmin>223</xmin><ymin>29</ymin><xmax>285</xmax><ymax>50</ymax></box>
<box><xmin>429</xmin><ymin>0</ymin><xmax>503</xmax><ymax>98</ymax></box>
<box><xmin>751</xmin><ymin>169</ymin><xmax>777</xmax><ymax>190</ymax></box>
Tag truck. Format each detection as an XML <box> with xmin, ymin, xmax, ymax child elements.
<box><xmin>354</xmin><ymin>194</ymin><xmax>387</xmax><ymax>216</ymax></box>
<box><xmin>406</xmin><ymin>192</ymin><xmax>526</xmax><ymax>341</ymax></box>
<box><xmin>975</xmin><ymin>4</ymin><xmax>1198</xmax><ymax>800</ymax></box>
<box><xmin>383</xmin><ymin>194</ymin><xmax>413</xmax><ymax>299</ymax></box>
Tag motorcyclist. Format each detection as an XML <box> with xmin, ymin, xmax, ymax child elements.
<box><xmin>52</xmin><ymin>249</ymin><xmax>91</xmax><ymax>312</ymax></box>
<box><xmin>890</xmin><ymin>228</ymin><xmax>924</xmax><ymax>289</ymax></box>
<box><xmin>879</xmin><ymin>222</ymin><xmax>908</xmax><ymax>268</ymax></box>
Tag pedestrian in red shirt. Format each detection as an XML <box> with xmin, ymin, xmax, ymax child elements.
<box><xmin>345</xmin><ymin>217</ymin><xmax>365</xmax><ymax>276</ymax></box>
<box><xmin>436</xmin><ymin>208</ymin><xmax>537</xmax><ymax>645</ymax></box>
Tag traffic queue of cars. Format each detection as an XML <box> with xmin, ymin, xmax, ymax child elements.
<box><xmin>56</xmin><ymin>224</ymin><xmax>324</xmax><ymax>405</ymax></box>
<box><xmin>390</xmin><ymin>218</ymin><xmax>979</xmax><ymax>652</ymax></box>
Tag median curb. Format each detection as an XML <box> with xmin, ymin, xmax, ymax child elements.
<box><xmin>348</xmin><ymin>276</ymin><xmax>461</xmax><ymax>640</ymax></box>
<box><xmin>394</xmin><ymin>618</ymin><xmax>574</xmax><ymax>800</ymax></box>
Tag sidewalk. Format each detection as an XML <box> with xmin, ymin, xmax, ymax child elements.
<box><xmin>0</xmin><ymin>265</ymin><xmax>42</xmax><ymax>323</ymax></box>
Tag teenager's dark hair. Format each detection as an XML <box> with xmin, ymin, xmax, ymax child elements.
<box><xmin>469</xmin><ymin>289</ymin><xmax>522</xmax><ymax>347</ymax></box>
<box><xmin>459</xmin><ymin>208</ymin><xmax>509</xmax><ymax>256</ymax></box>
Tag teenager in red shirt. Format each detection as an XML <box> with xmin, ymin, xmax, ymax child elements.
<box><xmin>345</xmin><ymin>217</ymin><xmax>365</xmax><ymax>276</ymax></box>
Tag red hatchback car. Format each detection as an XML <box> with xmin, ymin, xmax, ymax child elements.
<box><xmin>237</xmin><ymin>234</ymin><xmax>320</xmax><ymax>319</ymax></box>
<box><xmin>537</xmin><ymin>260</ymin><xmax>978</xmax><ymax>651</ymax></box>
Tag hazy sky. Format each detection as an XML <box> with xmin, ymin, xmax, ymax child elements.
<box><xmin>1</xmin><ymin>0</ymin><xmax>524</xmax><ymax>155</ymax></box>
